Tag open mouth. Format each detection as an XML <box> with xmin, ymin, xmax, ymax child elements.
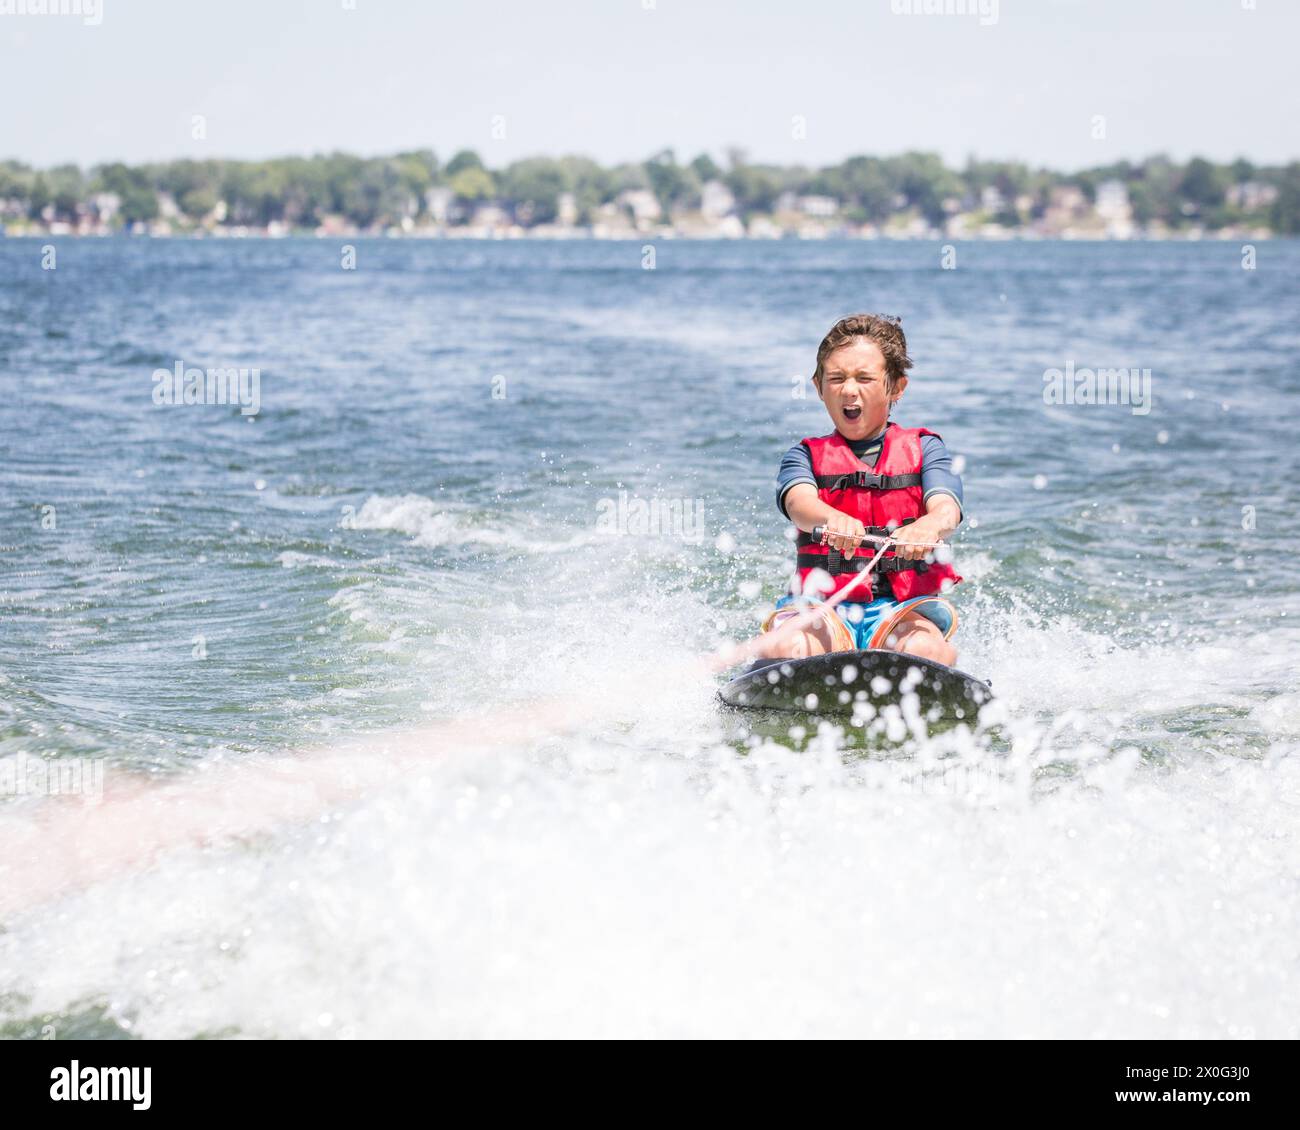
<box><xmin>841</xmin><ymin>405</ymin><xmax>862</xmax><ymax>421</ymax></box>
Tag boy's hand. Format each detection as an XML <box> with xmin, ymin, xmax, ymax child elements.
<box><xmin>892</xmin><ymin>515</ymin><xmax>948</xmax><ymax>560</ymax></box>
<box><xmin>819</xmin><ymin>514</ymin><xmax>868</xmax><ymax>559</ymax></box>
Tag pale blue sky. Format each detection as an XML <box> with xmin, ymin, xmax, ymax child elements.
<box><xmin>2</xmin><ymin>0</ymin><xmax>1297</xmax><ymax>169</ymax></box>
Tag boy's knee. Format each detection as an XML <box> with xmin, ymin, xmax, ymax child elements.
<box><xmin>893</xmin><ymin>627</ymin><xmax>957</xmax><ymax>666</ymax></box>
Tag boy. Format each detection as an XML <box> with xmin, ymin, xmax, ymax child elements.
<box><xmin>753</xmin><ymin>313</ymin><xmax>963</xmax><ymax>665</ymax></box>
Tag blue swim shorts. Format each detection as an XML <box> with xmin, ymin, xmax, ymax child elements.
<box><xmin>768</xmin><ymin>592</ymin><xmax>957</xmax><ymax>651</ymax></box>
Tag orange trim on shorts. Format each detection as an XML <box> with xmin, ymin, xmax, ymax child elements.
<box><xmin>866</xmin><ymin>596</ymin><xmax>958</xmax><ymax>650</ymax></box>
<box><xmin>761</xmin><ymin>604</ymin><xmax>856</xmax><ymax>653</ymax></box>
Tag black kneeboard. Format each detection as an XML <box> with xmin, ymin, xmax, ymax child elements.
<box><xmin>719</xmin><ymin>649</ymin><xmax>993</xmax><ymax>721</ymax></box>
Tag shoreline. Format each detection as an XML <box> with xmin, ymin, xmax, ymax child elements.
<box><xmin>1</xmin><ymin>228</ymin><xmax>1283</xmax><ymax>242</ymax></box>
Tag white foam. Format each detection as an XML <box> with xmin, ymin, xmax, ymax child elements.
<box><xmin>2</xmin><ymin>724</ymin><xmax>1296</xmax><ymax>1039</ymax></box>
<box><xmin>3</xmin><ymin>520</ymin><xmax>1298</xmax><ymax>1039</ymax></box>
<box><xmin>346</xmin><ymin>494</ymin><xmax>469</xmax><ymax>548</ymax></box>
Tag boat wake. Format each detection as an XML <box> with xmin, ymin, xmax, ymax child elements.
<box><xmin>2</xmin><ymin>491</ymin><xmax>1298</xmax><ymax>1039</ymax></box>
<box><xmin>2</xmin><ymin>600</ymin><xmax>1296</xmax><ymax>1038</ymax></box>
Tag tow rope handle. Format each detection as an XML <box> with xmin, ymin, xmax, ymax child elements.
<box><xmin>810</xmin><ymin>524</ymin><xmax>943</xmax><ymax>550</ymax></box>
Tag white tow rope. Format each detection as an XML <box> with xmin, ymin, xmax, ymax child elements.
<box><xmin>707</xmin><ymin>527</ymin><xmax>951</xmax><ymax>672</ymax></box>
<box><xmin>707</xmin><ymin>534</ymin><xmax>898</xmax><ymax>672</ymax></box>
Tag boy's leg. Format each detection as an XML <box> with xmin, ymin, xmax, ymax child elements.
<box><xmin>714</xmin><ymin>596</ymin><xmax>956</xmax><ymax>673</ymax></box>
<box><xmin>750</xmin><ymin>604</ymin><xmax>855</xmax><ymax>660</ymax></box>
<box><xmin>881</xmin><ymin>610</ymin><xmax>958</xmax><ymax>665</ymax></box>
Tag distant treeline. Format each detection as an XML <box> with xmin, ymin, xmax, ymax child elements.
<box><xmin>3</xmin><ymin>148</ymin><xmax>1299</xmax><ymax>232</ymax></box>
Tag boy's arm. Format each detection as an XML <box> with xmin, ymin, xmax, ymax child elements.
<box><xmin>918</xmin><ymin>432</ymin><xmax>963</xmax><ymax>519</ymax></box>
<box><xmin>894</xmin><ymin>495</ymin><xmax>960</xmax><ymax>561</ymax></box>
<box><xmin>779</xmin><ymin>443</ymin><xmax>870</xmax><ymax>555</ymax></box>
<box><xmin>895</xmin><ymin>434</ymin><xmax>964</xmax><ymax>560</ymax></box>
<box><xmin>783</xmin><ymin>483</ymin><xmax>870</xmax><ymax>557</ymax></box>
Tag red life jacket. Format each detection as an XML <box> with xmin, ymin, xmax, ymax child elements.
<box><xmin>793</xmin><ymin>423</ymin><xmax>962</xmax><ymax>602</ymax></box>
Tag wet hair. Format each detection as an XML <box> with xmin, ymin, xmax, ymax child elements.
<box><xmin>813</xmin><ymin>313</ymin><xmax>913</xmax><ymax>391</ymax></box>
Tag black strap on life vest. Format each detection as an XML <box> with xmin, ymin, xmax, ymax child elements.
<box><xmin>795</xmin><ymin>552</ymin><xmax>930</xmax><ymax>577</ymax></box>
<box><xmin>814</xmin><ymin>471</ymin><xmax>923</xmax><ymax>492</ymax></box>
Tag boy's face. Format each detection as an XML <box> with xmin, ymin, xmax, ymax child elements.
<box><xmin>815</xmin><ymin>339</ymin><xmax>906</xmax><ymax>440</ymax></box>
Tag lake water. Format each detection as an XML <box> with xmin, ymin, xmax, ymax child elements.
<box><xmin>1</xmin><ymin>237</ymin><xmax>1297</xmax><ymax>1037</ymax></box>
